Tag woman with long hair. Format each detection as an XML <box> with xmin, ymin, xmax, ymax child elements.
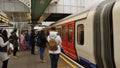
<box><xmin>0</xmin><ymin>28</ymin><xmax>12</xmax><ymax>68</ymax></box>
<box><xmin>37</xmin><ymin>30</ymin><xmax>47</xmax><ymax>63</ymax></box>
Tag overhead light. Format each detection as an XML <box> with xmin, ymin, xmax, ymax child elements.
<box><xmin>0</xmin><ymin>11</ymin><xmax>9</xmax><ymax>23</ymax></box>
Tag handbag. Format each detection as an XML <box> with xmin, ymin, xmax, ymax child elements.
<box><xmin>7</xmin><ymin>48</ymin><xmax>12</xmax><ymax>55</ymax></box>
<box><xmin>22</xmin><ymin>43</ymin><xmax>27</xmax><ymax>50</ymax></box>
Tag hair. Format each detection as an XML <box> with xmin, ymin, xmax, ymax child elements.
<box><xmin>0</xmin><ymin>28</ymin><xmax>2</xmax><ymax>34</ymax></box>
<box><xmin>13</xmin><ymin>28</ymin><xmax>17</xmax><ymax>32</ymax></box>
<box><xmin>0</xmin><ymin>28</ymin><xmax>8</xmax><ymax>39</ymax></box>
<box><xmin>51</xmin><ymin>26</ymin><xmax>56</xmax><ymax>31</ymax></box>
<box><xmin>11</xmin><ymin>31</ymin><xmax>14</xmax><ymax>34</ymax></box>
<box><xmin>2</xmin><ymin>30</ymin><xmax>7</xmax><ymax>36</ymax></box>
<box><xmin>31</xmin><ymin>30</ymin><xmax>34</xmax><ymax>33</ymax></box>
<box><xmin>0</xmin><ymin>28</ymin><xmax>7</xmax><ymax>35</ymax></box>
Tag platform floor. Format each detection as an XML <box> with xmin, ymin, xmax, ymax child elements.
<box><xmin>0</xmin><ymin>48</ymin><xmax>72</xmax><ymax>68</ymax></box>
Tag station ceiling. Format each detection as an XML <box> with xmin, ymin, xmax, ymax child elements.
<box><xmin>44</xmin><ymin>13</ymin><xmax>71</xmax><ymax>22</ymax></box>
<box><xmin>31</xmin><ymin>0</ymin><xmax>52</xmax><ymax>23</ymax></box>
<box><xmin>0</xmin><ymin>0</ymin><xmax>71</xmax><ymax>24</ymax></box>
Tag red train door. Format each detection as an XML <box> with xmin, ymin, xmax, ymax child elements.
<box><xmin>62</xmin><ymin>21</ymin><xmax>77</xmax><ymax>60</ymax></box>
<box><xmin>67</xmin><ymin>22</ymin><xmax>77</xmax><ymax>60</ymax></box>
<box><xmin>62</xmin><ymin>24</ymin><xmax>69</xmax><ymax>55</ymax></box>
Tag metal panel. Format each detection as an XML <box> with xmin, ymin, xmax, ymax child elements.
<box><xmin>31</xmin><ymin>0</ymin><xmax>52</xmax><ymax>22</ymax></box>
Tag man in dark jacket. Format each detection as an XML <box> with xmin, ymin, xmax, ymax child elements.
<box><xmin>25</xmin><ymin>31</ymin><xmax>30</xmax><ymax>49</ymax></box>
<box><xmin>10</xmin><ymin>29</ymin><xmax>19</xmax><ymax>59</ymax></box>
<box><xmin>37</xmin><ymin>30</ymin><xmax>48</xmax><ymax>63</ymax></box>
<box><xmin>30</xmin><ymin>30</ymin><xmax>36</xmax><ymax>55</ymax></box>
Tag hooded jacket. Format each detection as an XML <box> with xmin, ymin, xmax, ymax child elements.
<box><xmin>47</xmin><ymin>31</ymin><xmax>62</xmax><ymax>54</ymax></box>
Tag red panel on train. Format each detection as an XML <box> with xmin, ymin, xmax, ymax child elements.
<box><xmin>62</xmin><ymin>21</ymin><xmax>78</xmax><ymax>60</ymax></box>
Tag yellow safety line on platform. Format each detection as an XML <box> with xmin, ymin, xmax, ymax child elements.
<box><xmin>60</xmin><ymin>55</ymin><xmax>77</xmax><ymax>68</ymax></box>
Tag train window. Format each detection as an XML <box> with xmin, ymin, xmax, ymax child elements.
<box><xmin>77</xmin><ymin>24</ymin><xmax>84</xmax><ymax>45</ymax></box>
<box><xmin>68</xmin><ymin>25</ymin><xmax>72</xmax><ymax>42</ymax></box>
<box><xmin>62</xmin><ymin>26</ymin><xmax>67</xmax><ymax>40</ymax></box>
<box><xmin>57</xmin><ymin>28</ymin><xmax>62</xmax><ymax>36</ymax></box>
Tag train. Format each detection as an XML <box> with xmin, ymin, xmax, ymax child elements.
<box><xmin>50</xmin><ymin>0</ymin><xmax>120</xmax><ymax>68</ymax></box>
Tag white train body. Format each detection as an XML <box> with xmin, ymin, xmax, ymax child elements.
<box><xmin>51</xmin><ymin>0</ymin><xmax>120</xmax><ymax>68</ymax></box>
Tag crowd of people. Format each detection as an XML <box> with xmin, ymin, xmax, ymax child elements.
<box><xmin>0</xmin><ymin>26</ymin><xmax>62</xmax><ymax>68</ymax></box>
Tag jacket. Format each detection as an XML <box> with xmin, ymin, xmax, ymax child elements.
<box><xmin>47</xmin><ymin>31</ymin><xmax>62</xmax><ymax>54</ymax></box>
<box><xmin>0</xmin><ymin>34</ymin><xmax>9</xmax><ymax>52</ymax></box>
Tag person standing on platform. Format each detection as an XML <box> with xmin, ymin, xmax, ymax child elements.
<box><xmin>30</xmin><ymin>30</ymin><xmax>36</xmax><ymax>55</ymax></box>
<box><xmin>25</xmin><ymin>31</ymin><xmax>30</xmax><ymax>49</ymax></box>
<box><xmin>0</xmin><ymin>28</ymin><xmax>12</xmax><ymax>68</ymax></box>
<box><xmin>47</xmin><ymin>27</ymin><xmax>62</xmax><ymax>68</ymax></box>
<box><xmin>37</xmin><ymin>30</ymin><xmax>48</xmax><ymax>63</ymax></box>
<box><xmin>20</xmin><ymin>31</ymin><xmax>27</xmax><ymax>50</ymax></box>
<box><xmin>34</xmin><ymin>30</ymin><xmax>40</xmax><ymax>53</ymax></box>
<box><xmin>10</xmin><ymin>29</ymin><xmax>19</xmax><ymax>59</ymax></box>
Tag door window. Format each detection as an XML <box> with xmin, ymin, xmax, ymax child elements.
<box><xmin>77</xmin><ymin>24</ymin><xmax>84</xmax><ymax>45</ymax></box>
<box><xmin>68</xmin><ymin>25</ymin><xmax>72</xmax><ymax>42</ymax></box>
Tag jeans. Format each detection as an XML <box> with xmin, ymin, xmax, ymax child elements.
<box><xmin>39</xmin><ymin>47</ymin><xmax>46</xmax><ymax>60</ymax></box>
<box><xmin>2</xmin><ymin>59</ymin><xmax>8</xmax><ymax>68</ymax></box>
<box><xmin>31</xmin><ymin>43</ymin><xmax>35</xmax><ymax>54</ymax></box>
<box><xmin>13</xmin><ymin>47</ymin><xmax>18</xmax><ymax>56</ymax></box>
<box><xmin>26</xmin><ymin>41</ymin><xmax>30</xmax><ymax>49</ymax></box>
<box><xmin>50</xmin><ymin>54</ymin><xmax>59</xmax><ymax>68</ymax></box>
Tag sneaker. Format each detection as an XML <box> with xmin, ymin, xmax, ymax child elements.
<box><xmin>40</xmin><ymin>59</ymin><xmax>46</xmax><ymax>63</ymax></box>
<box><xmin>42</xmin><ymin>59</ymin><xmax>46</xmax><ymax>62</ymax></box>
<box><xmin>13</xmin><ymin>56</ymin><xmax>18</xmax><ymax>59</ymax></box>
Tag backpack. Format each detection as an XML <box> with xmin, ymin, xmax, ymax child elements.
<box><xmin>49</xmin><ymin>36</ymin><xmax>58</xmax><ymax>51</ymax></box>
<box><xmin>36</xmin><ymin>35</ymin><xmax>41</xmax><ymax>46</ymax></box>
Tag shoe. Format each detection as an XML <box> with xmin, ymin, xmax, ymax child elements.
<box><xmin>16</xmin><ymin>55</ymin><xmax>19</xmax><ymax>57</ymax></box>
<box><xmin>42</xmin><ymin>59</ymin><xmax>46</xmax><ymax>62</ymax></box>
<box><xmin>31</xmin><ymin>53</ymin><xmax>36</xmax><ymax>55</ymax></box>
<box><xmin>40</xmin><ymin>59</ymin><xmax>46</xmax><ymax>63</ymax></box>
<box><xmin>13</xmin><ymin>56</ymin><xmax>18</xmax><ymax>59</ymax></box>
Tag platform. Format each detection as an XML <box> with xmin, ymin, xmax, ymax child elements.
<box><xmin>0</xmin><ymin>48</ymin><xmax>72</xmax><ymax>68</ymax></box>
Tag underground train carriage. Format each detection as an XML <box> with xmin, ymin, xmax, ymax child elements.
<box><xmin>50</xmin><ymin>0</ymin><xmax>120</xmax><ymax>68</ymax></box>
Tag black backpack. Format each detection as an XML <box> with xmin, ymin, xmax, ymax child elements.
<box><xmin>36</xmin><ymin>35</ymin><xmax>41</xmax><ymax>46</ymax></box>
